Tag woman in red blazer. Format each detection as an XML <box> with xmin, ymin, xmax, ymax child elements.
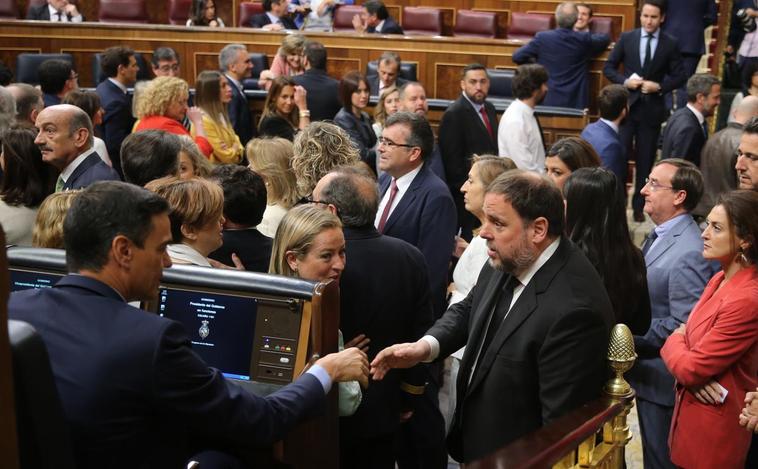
<box><xmin>661</xmin><ymin>190</ymin><xmax>758</xmax><ymax>468</ymax></box>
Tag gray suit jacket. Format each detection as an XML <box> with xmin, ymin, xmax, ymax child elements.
<box><xmin>628</xmin><ymin>215</ymin><xmax>717</xmax><ymax>406</ymax></box>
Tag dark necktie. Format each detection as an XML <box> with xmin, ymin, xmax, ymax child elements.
<box><xmin>377</xmin><ymin>179</ymin><xmax>398</xmax><ymax>233</ymax></box>
<box><xmin>702</xmin><ymin>120</ymin><xmax>709</xmax><ymax>138</ymax></box>
<box><xmin>479</xmin><ymin>106</ymin><xmax>493</xmax><ymax>139</ymax></box>
<box><xmin>479</xmin><ymin>276</ymin><xmax>519</xmax><ymax>356</ymax></box>
<box><xmin>643</xmin><ymin>33</ymin><xmax>653</xmax><ymax>76</ymax></box>
<box><xmin>54</xmin><ymin>10</ymin><xmax>62</xmax><ymax>22</ymax></box>
<box><xmin>641</xmin><ymin>230</ymin><xmax>658</xmax><ymax>256</ymax></box>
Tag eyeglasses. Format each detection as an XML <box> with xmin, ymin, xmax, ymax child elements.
<box><xmin>297</xmin><ymin>197</ymin><xmax>341</xmax><ymax>219</ymax></box>
<box><xmin>158</xmin><ymin>64</ymin><xmax>181</xmax><ymax>73</ymax></box>
<box><xmin>377</xmin><ymin>137</ymin><xmax>416</xmax><ymax>149</ymax></box>
<box><xmin>736</xmin><ymin>150</ymin><xmax>758</xmax><ymax>162</ymax></box>
<box><xmin>644</xmin><ymin>177</ymin><xmax>675</xmax><ymax>191</ymax></box>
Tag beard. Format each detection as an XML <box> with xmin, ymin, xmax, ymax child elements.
<box><xmin>487</xmin><ymin>231</ymin><xmax>539</xmax><ymax>275</ymax></box>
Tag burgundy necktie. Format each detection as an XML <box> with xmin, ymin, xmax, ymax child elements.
<box><xmin>377</xmin><ymin>179</ymin><xmax>399</xmax><ymax>233</ymax></box>
<box><xmin>479</xmin><ymin>106</ymin><xmax>493</xmax><ymax>138</ymax></box>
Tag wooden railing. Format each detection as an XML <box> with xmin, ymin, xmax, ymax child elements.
<box><xmin>469</xmin><ymin>324</ymin><xmax>637</xmax><ymax>469</ymax></box>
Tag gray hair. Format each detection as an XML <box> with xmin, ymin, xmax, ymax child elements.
<box><xmin>319</xmin><ymin>172</ymin><xmax>379</xmax><ymax>228</ymax></box>
<box><xmin>219</xmin><ymin>44</ymin><xmax>247</xmax><ymax>71</ymax></box>
<box><xmin>379</xmin><ymin>51</ymin><xmax>401</xmax><ymax>67</ymax></box>
<box><xmin>555</xmin><ymin>2</ymin><xmax>579</xmax><ymax>29</ymax></box>
<box><xmin>686</xmin><ymin>73</ymin><xmax>720</xmax><ymax>103</ymax></box>
<box><xmin>0</xmin><ymin>86</ymin><xmax>15</xmax><ymax>132</ymax></box>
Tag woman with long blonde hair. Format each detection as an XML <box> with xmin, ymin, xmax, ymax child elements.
<box><xmin>247</xmin><ymin>137</ymin><xmax>299</xmax><ymax>238</ymax></box>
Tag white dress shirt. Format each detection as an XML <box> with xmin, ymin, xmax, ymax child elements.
<box><xmin>47</xmin><ymin>4</ymin><xmax>83</xmax><ymax>22</ymax></box>
<box><xmin>59</xmin><ymin>148</ymin><xmax>97</xmax><ymax>184</ymax></box>
<box><xmin>374</xmin><ymin>164</ymin><xmax>423</xmax><ymax>228</ymax></box>
<box><xmin>497</xmin><ymin>99</ymin><xmax>545</xmax><ymax>173</ymax></box>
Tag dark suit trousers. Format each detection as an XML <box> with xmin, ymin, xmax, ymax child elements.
<box><xmin>340</xmin><ymin>431</ymin><xmax>395</xmax><ymax>469</ymax></box>
<box><xmin>621</xmin><ymin>104</ymin><xmax>662</xmax><ymax>213</ymax></box>
<box><xmin>636</xmin><ymin>397</ymin><xmax>676</xmax><ymax>469</ymax></box>
<box><xmin>395</xmin><ymin>379</ymin><xmax>448</xmax><ymax>469</ymax></box>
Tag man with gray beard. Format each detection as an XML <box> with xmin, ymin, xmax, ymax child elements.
<box><xmin>371</xmin><ymin>170</ymin><xmax>614</xmax><ymax>463</ymax></box>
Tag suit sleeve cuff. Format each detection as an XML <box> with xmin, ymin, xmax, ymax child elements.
<box><xmin>306</xmin><ymin>364</ymin><xmax>332</xmax><ymax>394</ymax></box>
<box><xmin>420</xmin><ymin>335</ymin><xmax>440</xmax><ymax>362</ymax></box>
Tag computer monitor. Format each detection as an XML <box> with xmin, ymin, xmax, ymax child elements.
<box><xmin>9</xmin><ymin>269</ymin><xmax>64</xmax><ymax>292</ymax></box>
<box><xmin>7</xmin><ymin>247</ymin><xmax>67</xmax><ymax>293</ymax></box>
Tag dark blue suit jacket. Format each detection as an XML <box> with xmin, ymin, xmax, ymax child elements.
<box><xmin>379</xmin><ymin>164</ymin><xmax>456</xmax><ymax>317</ymax></box>
<box><xmin>8</xmin><ymin>275</ymin><xmax>325</xmax><ymax>469</ymax></box>
<box><xmin>513</xmin><ymin>28</ymin><xmax>609</xmax><ymax>109</ymax></box>
<box><xmin>27</xmin><ymin>4</ymin><xmax>86</xmax><ymax>21</ymax></box>
<box><xmin>249</xmin><ymin>13</ymin><xmax>298</xmax><ymax>30</ymax></box>
<box><xmin>226</xmin><ymin>76</ymin><xmax>254</xmax><ymax>146</ymax></box>
<box><xmin>369</xmin><ymin>17</ymin><xmax>404</xmax><ymax>35</ymax></box>
<box><xmin>603</xmin><ymin>28</ymin><xmax>685</xmax><ymax>125</ymax></box>
<box><xmin>581</xmin><ymin>120</ymin><xmax>625</xmax><ymax>183</ymax></box>
<box><xmin>293</xmin><ymin>69</ymin><xmax>341</xmax><ymax>122</ymax></box>
<box><xmin>662</xmin><ymin>0</ymin><xmax>717</xmax><ymax>56</ymax></box>
<box><xmin>63</xmin><ymin>152</ymin><xmax>120</xmax><ymax>190</ymax></box>
<box><xmin>333</xmin><ymin>108</ymin><xmax>377</xmax><ymax>170</ymax></box>
<box><xmin>661</xmin><ymin>106</ymin><xmax>707</xmax><ymax>165</ymax></box>
<box><xmin>96</xmin><ymin>79</ymin><xmax>134</xmax><ymax>177</ymax></box>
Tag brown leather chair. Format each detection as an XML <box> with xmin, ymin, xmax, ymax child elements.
<box><xmin>402</xmin><ymin>7</ymin><xmax>442</xmax><ymax>36</ymax></box>
<box><xmin>168</xmin><ymin>0</ymin><xmax>192</xmax><ymax>25</ymax></box>
<box><xmin>333</xmin><ymin>5</ymin><xmax>362</xmax><ymax>33</ymax></box>
<box><xmin>589</xmin><ymin>16</ymin><xmax>615</xmax><ymax>41</ymax></box>
<box><xmin>506</xmin><ymin>12</ymin><xmax>554</xmax><ymax>41</ymax></box>
<box><xmin>454</xmin><ymin>10</ymin><xmax>496</xmax><ymax>39</ymax></box>
<box><xmin>238</xmin><ymin>2</ymin><xmax>264</xmax><ymax>27</ymax></box>
<box><xmin>0</xmin><ymin>0</ymin><xmax>18</xmax><ymax>19</ymax></box>
<box><xmin>99</xmin><ymin>0</ymin><xmax>149</xmax><ymax>24</ymax></box>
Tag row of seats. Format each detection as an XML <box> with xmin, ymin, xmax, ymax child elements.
<box><xmin>0</xmin><ymin>0</ymin><xmax>615</xmax><ymax>41</ymax></box>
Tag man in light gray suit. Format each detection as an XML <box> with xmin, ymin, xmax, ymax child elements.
<box><xmin>628</xmin><ymin>158</ymin><xmax>717</xmax><ymax>469</ymax></box>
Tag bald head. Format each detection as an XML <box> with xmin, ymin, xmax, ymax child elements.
<box><xmin>34</xmin><ymin>104</ymin><xmax>94</xmax><ymax>170</ymax></box>
<box><xmin>7</xmin><ymin>83</ymin><xmax>43</xmax><ymax>126</ymax></box>
<box><xmin>555</xmin><ymin>2</ymin><xmax>578</xmax><ymax>29</ymax></box>
<box><xmin>316</xmin><ymin>170</ymin><xmax>379</xmax><ymax>228</ymax></box>
<box><xmin>734</xmin><ymin>95</ymin><xmax>758</xmax><ymax>125</ymax></box>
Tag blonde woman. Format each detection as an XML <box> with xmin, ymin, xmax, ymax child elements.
<box><xmin>270</xmin><ymin>204</ymin><xmax>364</xmax><ymax>416</ymax></box>
<box><xmin>372</xmin><ymin>85</ymin><xmax>400</xmax><ymax>140</ymax></box>
<box><xmin>32</xmin><ymin>191</ymin><xmax>80</xmax><ymax>248</ymax></box>
<box><xmin>247</xmin><ymin>137</ymin><xmax>299</xmax><ymax>238</ymax></box>
<box><xmin>194</xmin><ymin>70</ymin><xmax>244</xmax><ymax>164</ymax></box>
<box><xmin>134</xmin><ymin>76</ymin><xmax>212</xmax><ymax>157</ymax></box>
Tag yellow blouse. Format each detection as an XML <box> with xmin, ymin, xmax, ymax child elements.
<box><xmin>193</xmin><ymin>113</ymin><xmax>244</xmax><ymax>164</ymax></box>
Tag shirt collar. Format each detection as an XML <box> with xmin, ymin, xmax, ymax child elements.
<box><xmin>513</xmin><ymin>98</ymin><xmax>535</xmax><ymax>115</ymax></box>
<box><xmin>393</xmin><ymin>163</ymin><xmax>423</xmax><ymax>192</ymax></box>
<box><xmin>686</xmin><ymin>103</ymin><xmax>705</xmax><ymax>125</ymax></box>
<box><xmin>376</xmin><ymin>19</ymin><xmax>386</xmax><ymax>32</ymax></box>
<box><xmin>167</xmin><ymin>243</ymin><xmax>212</xmax><ymax>267</ymax></box>
<box><xmin>225</xmin><ymin>74</ymin><xmax>243</xmax><ymax>91</ymax></box>
<box><xmin>642</xmin><ymin>28</ymin><xmax>660</xmax><ymax>40</ymax></box>
<box><xmin>60</xmin><ymin>147</ymin><xmax>96</xmax><ymax>182</ymax></box>
<box><xmin>266</xmin><ymin>12</ymin><xmax>280</xmax><ymax>24</ymax></box>
<box><xmin>48</xmin><ymin>4</ymin><xmax>63</xmax><ymax>17</ymax></box>
<box><xmin>654</xmin><ymin>213</ymin><xmax>689</xmax><ymax>238</ymax></box>
<box><xmin>462</xmin><ymin>92</ymin><xmax>484</xmax><ymax>112</ymax></box>
<box><xmin>108</xmin><ymin>77</ymin><xmax>128</xmax><ymax>94</ymax></box>
<box><xmin>515</xmin><ymin>237</ymin><xmax>561</xmax><ymax>287</ymax></box>
<box><xmin>600</xmin><ymin>118</ymin><xmax>619</xmax><ymax>133</ymax></box>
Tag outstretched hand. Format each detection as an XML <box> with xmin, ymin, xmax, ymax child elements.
<box><xmin>370</xmin><ymin>340</ymin><xmax>431</xmax><ymax>381</ymax></box>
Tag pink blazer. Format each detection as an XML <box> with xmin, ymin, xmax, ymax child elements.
<box><xmin>661</xmin><ymin>266</ymin><xmax>758</xmax><ymax>468</ymax></box>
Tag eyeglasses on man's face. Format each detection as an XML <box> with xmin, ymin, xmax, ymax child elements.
<box><xmin>643</xmin><ymin>177</ymin><xmax>675</xmax><ymax>192</ymax></box>
<box><xmin>377</xmin><ymin>137</ymin><xmax>415</xmax><ymax>150</ymax></box>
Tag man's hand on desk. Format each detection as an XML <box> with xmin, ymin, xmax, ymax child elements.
<box><xmin>370</xmin><ymin>340</ymin><xmax>431</xmax><ymax>380</ymax></box>
<box><xmin>316</xmin><ymin>347</ymin><xmax>369</xmax><ymax>388</ymax></box>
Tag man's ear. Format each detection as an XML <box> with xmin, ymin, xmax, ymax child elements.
<box><xmin>73</xmin><ymin>127</ymin><xmax>89</xmax><ymax>149</ymax></box>
<box><xmin>530</xmin><ymin>217</ymin><xmax>549</xmax><ymax>244</ymax></box>
<box><xmin>111</xmin><ymin>235</ymin><xmax>133</xmax><ymax>268</ymax></box>
<box><xmin>408</xmin><ymin>146</ymin><xmax>423</xmax><ymax>164</ymax></box>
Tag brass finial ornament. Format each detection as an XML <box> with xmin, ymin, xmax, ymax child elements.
<box><xmin>604</xmin><ymin>324</ymin><xmax>637</xmax><ymax>397</ymax></box>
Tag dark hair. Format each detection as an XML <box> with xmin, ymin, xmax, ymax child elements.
<box><xmin>263</xmin><ymin>0</ymin><xmax>285</xmax><ymax>12</ymax></box>
<box><xmin>152</xmin><ymin>47</ymin><xmax>180</xmax><ymax>67</ymax></box>
<box><xmin>461</xmin><ymin>63</ymin><xmax>488</xmax><ymax>80</ymax></box>
<box><xmin>486</xmin><ymin>170</ymin><xmax>564</xmax><ymax>237</ymax></box>
<box><xmin>0</xmin><ymin>60</ymin><xmax>12</xmax><ymax>86</ymax></box>
<box><xmin>339</xmin><ymin>71</ymin><xmax>368</xmax><ymax>111</ymax></box>
<box><xmin>364</xmin><ymin>0</ymin><xmax>389</xmax><ymax>20</ymax></box>
<box><xmin>302</xmin><ymin>40</ymin><xmax>327</xmax><ymax>70</ymax></box>
<box><xmin>641</xmin><ymin>0</ymin><xmax>666</xmax><ymax>16</ymax></box>
<box><xmin>577</xmin><ymin>2</ymin><xmax>594</xmax><ymax>16</ymax></box>
<box><xmin>512</xmin><ymin>64</ymin><xmax>548</xmax><ymax>100</ymax></box>
<box><xmin>564</xmin><ymin>167</ymin><xmax>647</xmax><ymax>329</ymax></box>
<box><xmin>319</xmin><ymin>172</ymin><xmax>379</xmax><ymax>228</ymax></box>
<box><xmin>190</xmin><ymin>0</ymin><xmax>217</xmax><ymax>26</ymax></box>
<box><xmin>547</xmin><ymin>137</ymin><xmax>602</xmax><ymax>171</ymax></box>
<box><xmin>744</xmin><ymin>116</ymin><xmax>758</xmax><ymax>136</ymax></box>
<box><xmin>121</xmin><ymin>130</ymin><xmax>182</xmax><ymax>187</ymax></box>
<box><xmin>686</xmin><ymin>73</ymin><xmax>720</xmax><ymax>103</ymax></box>
<box><xmin>717</xmin><ymin>190</ymin><xmax>758</xmax><ymax>264</ymax></box>
<box><xmin>62</xmin><ymin>90</ymin><xmax>101</xmax><ymax>122</ymax></box>
<box><xmin>101</xmin><ymin>46</ymin><xmax>135</xmax><ymax>78</ymax></box>
<box><xmin>260</xmin><ymin>75</ymin><xmax>299</xmax><ymax>129</ymax></box>
<box><xmin>597</xmin><ymin>84</ymin><xmax>628</xmax><ymax>120</ymax></box>
<box><xmin>654</xmin><ymin>158</ymin><xmax>704</xmax><ymax>211</ymax></box>
<box><xmin>211</xmin><ymin>165</ymin><xmax>267</xmax><ymax>227</ymax></box>
<box><xmin>38</xmin><ymin>59</ymin><xmax>72</xmax><ymax>95</ymax></box>
<box><xmin>0</xmin><ymin>126</ymin><xmax>54</xmax><ymax>207</ymax></box>
<box><xmin>64</xmin><ymin>181</ymin><xmax>170</xmax><ymax>272</ymax></box>
<box><xmin>385</xmin><ymin>111</ymin><xmax>434</xmax><ymax>160</ymax></box>
<box><xmin>9</xmin><ymin>83</ymin><xmax>42</xmax><ymax>124</ymax></box>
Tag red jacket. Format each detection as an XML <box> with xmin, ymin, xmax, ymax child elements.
<box><xmin>135</xmin><ymin>115</ymin><xmax>212</xmax><ymax>157</ymax></box>
<box><xmin>661</xmin><ymin>266</ymin><xmax>758</xmax><ymax>468</ymax></box>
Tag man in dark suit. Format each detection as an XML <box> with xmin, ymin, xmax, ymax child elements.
<box><xmin>314</xmin><ymin>169</ymin><xmax>435</xmax><ymax>469</ymax></box>
<box><xmin>38</xmin><ymin>59</ymin><xmax>78</xmax><ymax>108</ymax></box>
<box><xmin>662</xmin><ymin>0</ymin><xmax>718</xmax><ymax>109</ymax></box>
<box><xmin>603</xmin><ymin>0</ymin><xmax>685</xmax><ymax>222</ymax></box>
<box><xmin>372</xmin><ymin>170</ymin><xmax>614</xmax><ymax>463</ymax></box>
<box><xmin>376</xmin><ymin>111</ymin><xmax>455</xmax><ymax>468</ymax></box>
<box><xmin>219</xmin><ymin>44</ymin><xmax>254</xmax><ymax>146</ymax></box>
<box><xmin>512</xmin><ymin>2</ymin><xmax>609</xmax><ymax>109</ymax></box>
<box><xmin>249</xmin><ymin>0</ymin><xmax>297</xmax><ymax>30</ymax></box>
<box><xmin>34</xmin><ymin>104</ymin><xmax>119</xmax><ymax>191</ymax></box>
<box><xmin>353</xmin><ymin>0</ymin><xmax>403</xmax><ymax>34</ymax></box>
<box><xmin>209</xmin><ymin>165</ymin><xmax>272</xmax><ymax>273</ymax></box>
<box><xmin>293</xmin><ymin>41</ymin><xmax>341</xmax><ymax>122</ymax></box>
<box><xmin>661</xmin><ymin>73</ymin><xmax>721</xmax><ymax>166</ymax></box>
<box><xmin>368</xmin><ymin>51</ymin><xmax>408</xmax><ymax>96</ymax></box>
<box><xmin>439</xmin><ymin>63</ymin><xmax>498</xmax><ymax>240</ymax></box>
<box><xmin>581</xmin><ymin>84</ymin><xmax>629</xmax><ymax>194</ymax></box>
<box><xmin>96</xmin><ymin>46</ymin><xmax>139</xmax><ymax>178</ymax></box>
<box><xmin>27</xmin><ymin>0</ymin><xmax>84</xmax><ymax>22</ymax></box>
<box><xmin>8</xmin><ymin>180</ymin><xmax>368</xmax><ymax>469</ymax></box>
<box><xmin>628</xmin><ymin>159</ymin><xmax>716</xmax><ymax>469</ymax></box>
